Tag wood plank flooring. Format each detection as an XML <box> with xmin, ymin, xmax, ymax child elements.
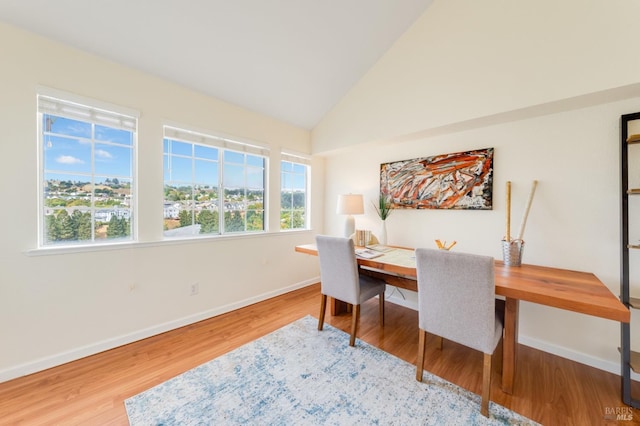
<box><xmin>0</xmin><ymin>283</ymin><xmax>638</xmax><ymax>425</ymax></box>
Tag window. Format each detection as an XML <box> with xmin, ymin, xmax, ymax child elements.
<box><xmin>163</xmin><ymin>126</ymin><xmax>268</xmax><ymax>238</ymax></box>
<box><xmin>280</xmin><ymin>153</ymin><xmax>310</xmax><ymax>230</ymax></box>
<box><xmin>38</xmin><ymin>94</ymin><xmax>137</xmax><ymax>247</ymax></box>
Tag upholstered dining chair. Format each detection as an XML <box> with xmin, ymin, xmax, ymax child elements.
<box><xmin>316</xmin><ymin>235</ymin><xmax>386</xmax><ymax>346</ymax></box>
<box><xmin>414</xmin><ymin>248</ymin><xmax>503</xmax><ymax>417</ymax></box>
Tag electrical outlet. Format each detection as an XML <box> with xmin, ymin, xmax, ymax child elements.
<box><xmin>190</xmin><ymin>282</ymin><xmax>199</xmax><ymax>296</ymax></box>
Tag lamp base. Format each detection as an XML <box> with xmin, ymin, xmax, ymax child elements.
<box><xmin>344</xmin><ymin>215</ymin><xmax>355</xmax><ymax>238</ymax></box>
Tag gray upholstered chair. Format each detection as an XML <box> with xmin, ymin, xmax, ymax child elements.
<box><xmin>316</xmin><ymin>235</ymin><xmax>386</xmax><ymax>346</ymax></box>
<box><xmin>414</xmin><ymin>248</ymin><xmax>503</xmax><ymax>417</ymax></box>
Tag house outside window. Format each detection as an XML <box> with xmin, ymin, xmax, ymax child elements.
<box><xmin>38</xmin><ymin>93</ymin><xmax>137</xmax><ymax>247</ymax></box>
<box><xmin>280</xmin><ymin>153</ymin><xmax>310</xmax><ymax>230</ymax></box>
<box><xmin>163</xmin><ymin>126</ymin><xmax>268</xmax><ymax>238</ymax></box>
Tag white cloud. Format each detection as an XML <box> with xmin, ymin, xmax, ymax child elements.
<box><xmin>96</xmin><ymin>149</ymin><xmax>113</xmax><ymax>159</ymax></box>
<box><xmin>57</xmin><ymin>155</ymin><xmax>84</xmax><ymax>165</ymax></box>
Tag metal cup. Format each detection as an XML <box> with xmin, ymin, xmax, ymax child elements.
<box><xmin>502</xmin><ymin>239</ymin><xmax>524</xmax><ymax>266</ymax></box>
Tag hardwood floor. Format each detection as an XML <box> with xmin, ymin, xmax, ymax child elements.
<box><xmin>0</xmin><ymin>283</ymin><xmax>638</xmax><ymax>425</ymax></box>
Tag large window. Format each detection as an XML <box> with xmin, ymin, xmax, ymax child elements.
<box><xmin>163</xmin><ymin>126</ymin><xmax>267</xmax><ymax>238</ymax></box>
<box><xmin>38</xmin><ymin>94</ymin><xmax>137</xmax><ymax>247</ymax></box>
<box><xmin>280</xmin><ymin>154</ymin><xmax>309</xmax><ymax>230</ymax></box>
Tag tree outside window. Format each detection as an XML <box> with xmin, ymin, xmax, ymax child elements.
<box><xmin>281</xmin><ymin>160</ymin><xmax>308</xmax><ymax>230</ymax></box>
<box><xmin>163</xmin><ymin>129</ymin><xmax>266</xmax><ymax>238</ymax></box>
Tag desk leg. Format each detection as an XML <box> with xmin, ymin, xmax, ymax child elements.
<box><xmin>330</xmin><ymin>297</ymin><xmax>348</xmax><ymax>315</ymax></box>
<box><xmin>502</xmin><ymin>297</ymin><xmax>519</xmax><ymax>394</ymax></box>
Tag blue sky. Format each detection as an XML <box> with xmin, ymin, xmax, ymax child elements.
<box><xmin>44</xmin><ymin>114</ymin><xmax>305</xmax><ymax>191</ymax></box>
<box><xmin>44</xmin><ymin>115</ymin><xmax>132</xmax><ymax>184</ymax></box>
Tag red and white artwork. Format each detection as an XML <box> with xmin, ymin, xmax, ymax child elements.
<box><xmin>380</xmin><ymin>148</ymin><xmax>493</xmax><ymax>210</ymax></box>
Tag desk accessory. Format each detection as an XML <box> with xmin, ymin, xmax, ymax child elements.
<box><xmin>355</xmin><ymin>229</ymin><xmax>372</xmax><ymax>246</ymax></box>
<box><xmin>435</xmin><ymin>239</ymin><xmax>456</xmax><ymax>250</ymax></box>
<box><xmin>502</xmin><ymin>180</ymin><xmax>537</xmax><ymax>266</ymax></box>
<box><xmin>373</xmin><ymin>194</ymin><xmax>393</xmax><ymax>244</ymax></box>
<box><xmin>365</xmin><ymin>244</ymin><xmax>394</xmax><ymax>253</ymax></box>
<box><xmin>355</xmin><ymin>248</ymin><xmax>383</xmax><ymax>259</ymax></box>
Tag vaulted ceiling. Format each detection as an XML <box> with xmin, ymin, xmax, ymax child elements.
<box><xmin>0</xmin><ymin>0</ymin><xmax>433</xmax><ymax>129</ymax></box>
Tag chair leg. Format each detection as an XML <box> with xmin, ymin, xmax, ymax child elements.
<box><xmin>481</xmin><ymin>352</ymin><xmax>492</xmax><ymax>417</ymax></box>
<box><xmin>379</xmin><ymin>292</ymin><xmax>385</xmax><ymax>327</ymax></box>
<box><xmin>416</xmin><ymin>328</ymin><xmax>427</xmax><ymax>381</ymax></box>
<box><xmin>318</xmin><ymin>294</ymin><xmax>327</xmax><ymax>331</ymax></box>
<box><xmin>349</xmin><ymin>304</ymin><xmax>360</xmax><ymax>346</ymax></box>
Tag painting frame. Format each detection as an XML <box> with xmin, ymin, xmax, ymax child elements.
<box><xmin>380</xmin><ymin>147</ymin><xmax>493</xmax><ymax>210</ymax></box>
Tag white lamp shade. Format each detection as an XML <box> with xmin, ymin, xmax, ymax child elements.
<box><xmin>336</xmin><ymin>194</ymin><xmax>364</xmax><ymax>215</ymax></box>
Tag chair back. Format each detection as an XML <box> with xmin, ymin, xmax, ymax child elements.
<box><xmin>316</xmin><ymin>235</ymin><xmax>360</xmax><ymax>305</ymax></box>
<box><xmin>415</xmin><ymin>248</ymin><xmax>496</xmax><ymax>354</ymax></box>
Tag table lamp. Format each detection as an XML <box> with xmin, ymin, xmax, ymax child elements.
<box><xmin>336</xmin><ymin>194</ymin><xmax>364</xmax><ymax>237</ymax></box>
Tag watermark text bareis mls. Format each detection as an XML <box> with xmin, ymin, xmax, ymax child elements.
<box><xmin>604</xmin><ymin>406</ymin><xmax>634</xmax><ymax>421</ymax></box>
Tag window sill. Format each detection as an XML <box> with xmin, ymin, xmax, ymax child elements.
<box><xmin>25</xmin><ymin>229</ymin><xmax>314</xmax><ymax>256</ymax></box>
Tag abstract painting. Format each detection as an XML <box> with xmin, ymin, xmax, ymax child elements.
<box><xmin>380</xmin><ymin>147</ymin><xmax>493</xmax><ymax>210</ymax></box>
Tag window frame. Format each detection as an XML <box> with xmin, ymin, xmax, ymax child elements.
<box><xmin>163</xmin><ymin>126</ymin><xmax>269</xmax><ymax>239</ymax></box>
<box><xmin>37</xmin><ymin>90</ymin><xmax>139</xmax><ymax>249</ymax></box>
<box><xmin>280</xmin><ymin>152</ymin><xmax>311</xmax><ymax>231</ymax></box>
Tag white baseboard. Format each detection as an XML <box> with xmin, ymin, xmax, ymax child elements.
<box><xmin>0</xmin><ymin>279</ymin><xmax>318</xmax><ymax>384</ymax></box>
<box><xmin>4</xmin><ymin>279</ymin><xmax>635</xmax><ymax>385</ymax></box>
<box><xmin>518</xmin><ymin>335</ymin><xmax>640</xmax><ymax>381</ymax></box>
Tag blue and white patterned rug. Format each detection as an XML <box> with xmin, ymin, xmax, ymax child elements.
<box><xmin>125</xmin><ymin>315</ymin><xmax>538</xmax><ymax>425</ymax></box>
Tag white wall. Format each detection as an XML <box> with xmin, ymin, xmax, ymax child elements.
<box><xmin>0</xmin><ymin>22</ymin><xmax>323</xmax><ymax>382</ymax></box>
<box><xmin>313</xmin><ymin>0</ymin><xmax>640</xmax><ymax>153</ymax></box>
<box><xmin>312</xmin><ymin>0</ymin><xmax>640</xmax><ymax>376</ymax></box>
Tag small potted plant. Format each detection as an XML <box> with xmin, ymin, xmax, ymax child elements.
<box><xmin>373</xmin><ymin>194</ymin><xmax>393</xmax><ymax>244</ymax></box>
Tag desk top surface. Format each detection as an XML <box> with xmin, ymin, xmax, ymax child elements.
<box><xmin>294</xmin><ymin>244</ymin><xmax>629</xmax><ymax>323</ymax></box>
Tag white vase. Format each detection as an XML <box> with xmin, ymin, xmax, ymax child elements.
<box><xmin>380</xmin><ymin>220</ymin><xmax>387</xmax><ymax>245</ymax></box>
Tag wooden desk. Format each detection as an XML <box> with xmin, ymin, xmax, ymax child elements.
<box><xmin>295</xmin><ymin>244</ymin><xmax>629</xmax><ymax>394</ymax></box>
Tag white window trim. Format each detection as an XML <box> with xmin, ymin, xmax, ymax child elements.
<box><xmin>37</xmin><ymin>88</ymin><xmax>139</xmax><ymax>249</ymax></box>
<box><xmin>36</xmin><ymin>86</ymin><xmax>140</xmax><ymax>121</ymax></box>
<box><xmin>281</xmin><ymin>150</ymin><xmax>311</xmax><ymax>165</ymax></box>
<box><xmin>163</xmin><ymin>125</ymin><xmax>269</xmax><ymax>239</ymax></box>
<box><xmin>280</xmin><ymin>151</ymin><xmax>311</xmax><ymax>231</ymax></box>
<box><xmin>164</xmin><ymin>125</ymin><xmax>269</xmax><ymax>157</ymax></box>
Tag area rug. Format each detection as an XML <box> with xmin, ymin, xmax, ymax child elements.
<box><xmin>125</xmin><ymin>315</ymin><xmax>538</xmax><ymax>425</ymax></box>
